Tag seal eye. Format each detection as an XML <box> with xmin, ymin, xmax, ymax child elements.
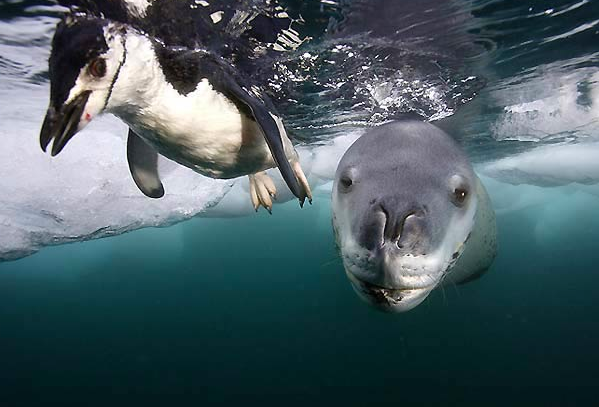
<box><xmin>452</xmin><ymin>187</ymin><xmax>468</xmax><ymax>207</ymax></box>
<box><xmin>88</xmin><ymin>58</ymin><xmax>106</xmax><ymax>78</ymax></box>
<box><xmin>339</xmin><ymin>176</ymin><xmax>353</xmax><ymax>192</ymax></box>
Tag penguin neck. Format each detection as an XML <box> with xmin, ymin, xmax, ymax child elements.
<box><xmin>105</xmin><ymin>31</ymin><xmax>167</xmax><ymax>118</ymax></box>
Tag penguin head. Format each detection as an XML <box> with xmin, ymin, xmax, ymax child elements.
<box><xmin>40</xmin><ymin>15</ymin><xmax>126</xmax><ymax>156</ymax></box>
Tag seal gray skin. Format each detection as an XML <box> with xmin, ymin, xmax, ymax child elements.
<box><xmin>332</xmin><ymin>121</ymin><xmax>497</xmax><ymax>312</ymax></box>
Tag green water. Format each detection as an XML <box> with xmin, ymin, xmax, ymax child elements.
<box><xmin>2</xmin><ymin>198</ymin><xmax>598</xmax><ymax>406</ymax></box>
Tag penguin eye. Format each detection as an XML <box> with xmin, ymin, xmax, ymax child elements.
<box><xmin>88</xmin><ymin>58</ymin><xmax>106</xmax><ymax>78</ymax></box>
<box><xmin>452</xmin><ymin>187</ymin><xmax>468</xmax><ymax>207</ymax></box>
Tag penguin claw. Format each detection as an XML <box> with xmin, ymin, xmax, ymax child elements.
<box><xmin>249</xmin><ymin>172</ymin><xmax>277</xmax><ymax>214</ymax></box>
<box><xmin>292</xmin><ymin>161</ymin><xmax>313</xmax><ymax>208</ymax></box>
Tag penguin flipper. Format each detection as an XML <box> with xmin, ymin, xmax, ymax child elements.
<box><xmin>215</xmin><ymin>74</ymin><xmax>304</xmax><ymax>201</ymax></box>
<box><xmin>127</xmin><ymin>128</ymin><xmax>165</xmax><ymax>199</ymax></box>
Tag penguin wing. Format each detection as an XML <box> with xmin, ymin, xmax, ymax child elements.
<box><xmin>201</xmin><ymin>57</ymin><xmax>303</xmax><ymax>200</ymax></box>
<box><xmin>127</xmin><ymin>128</ymin><xmax>165</xmax><ymax>199</ymax></box>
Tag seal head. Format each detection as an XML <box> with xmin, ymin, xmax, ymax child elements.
<box><xmin>332</xmin><ymin>121</ymin><xmax>484</xmax><ymax>312</ymax></box>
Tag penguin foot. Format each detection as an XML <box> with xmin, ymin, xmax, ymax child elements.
<box><xmin>292</xmin><ymin>161</ymin><xmax>313</xmax><ymax>208</ymax></box>
<box><xmin>249</xmin><ymin>171</ymin><xmax>277</xmax><ymax>214</ymax></box>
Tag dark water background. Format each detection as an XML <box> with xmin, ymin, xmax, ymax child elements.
<box><xmin>3</xmin><ymin>202</ymin><xmax>599</xmax><ymax>405</ymax></box>
<box><xmin>1</xmin><ymin>0</ymin><xmax>599</xmax><ymax>405</ymax></box>
<box><xmin>4</xmin><ymin>202</ymin><xmax>599</xmax><ymax>406</ymax></box>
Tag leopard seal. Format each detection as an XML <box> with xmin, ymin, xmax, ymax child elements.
<box><xmin>332</xmin><ymin>121</ymin><xmax>497</xmax><ymax>312</ymax></box>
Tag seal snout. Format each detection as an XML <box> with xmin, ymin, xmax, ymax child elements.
<box><xmin>359</xmin><ymin>198</ymin><xmax>429</xmax><ymax>254</ymax></box>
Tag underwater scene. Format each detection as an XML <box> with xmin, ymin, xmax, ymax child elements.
<box><xmin>1</xmin><ymin>0</ymin><xmax>599</xmax><ymax>405</ymax></box>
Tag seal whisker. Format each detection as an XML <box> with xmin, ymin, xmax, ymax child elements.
<box><xmin>438</xmin><ymin>282</ymin><xmax>448</xmax><ymax>307</ymax></box>
<box><xmin>320</xmin><ymin>256</ymin><xmax>343</xmax><ymax>268</ymax></box>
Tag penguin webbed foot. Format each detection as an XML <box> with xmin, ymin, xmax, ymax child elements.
<box><xmin>249</xmin><ymin>171</ymin><xmax>277</xmax><ymax>214</ymax></box>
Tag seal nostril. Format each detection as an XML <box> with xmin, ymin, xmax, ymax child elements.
<box><xmin>380</xmin><ymin>205</ymin><xmax>389</xmax><ymax>219</ymax></box>
<box><xmin>394</xmin><ymin>210</ymin><xmax>418</xmax><ymax>242</ymax></box>
<box><xmin>392</xmin><ymin>219</ymin><xmax>403</xmax><ymax>241</ymax></box>
<box><xmin>379</xmin><ymin>204</ymin><xmax>427</xmax><ymax>248</ymax></box>
<box><xmin>380</xmin><ymin>205</ymin><xmax>389</xmax><ymax>248</ymax></box>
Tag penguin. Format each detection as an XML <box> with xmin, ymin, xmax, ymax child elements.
<box><xmin>40</xmin><ymin>1</ymin><xmax>311</xmax><ymax>211</ymax></box>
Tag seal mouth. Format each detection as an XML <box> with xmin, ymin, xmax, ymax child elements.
<box><xmin>345</xmin><ymin>270</ymin><xmax>436</xmax><ymax>309</ymax></box>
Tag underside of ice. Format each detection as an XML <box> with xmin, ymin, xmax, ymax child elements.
<box><xmin>482</xmin><ymin>142</ymin><xmax>599</xmax><ymax>187</ymax></box>
<box><xmin>0</xmin><ymin>87</ymin><xmax>232</xmax><ymax>261</ymax></box>
<box><xmin>489</xmin><ymin>61</ymin><xmax>599</xmax><ymax>142</ymax></box>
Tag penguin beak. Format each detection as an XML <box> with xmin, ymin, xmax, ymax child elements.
<box><xmin>40</xmin><ymin>90</ymin><xmax>91</xmax><ymax>156</ymax></box>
